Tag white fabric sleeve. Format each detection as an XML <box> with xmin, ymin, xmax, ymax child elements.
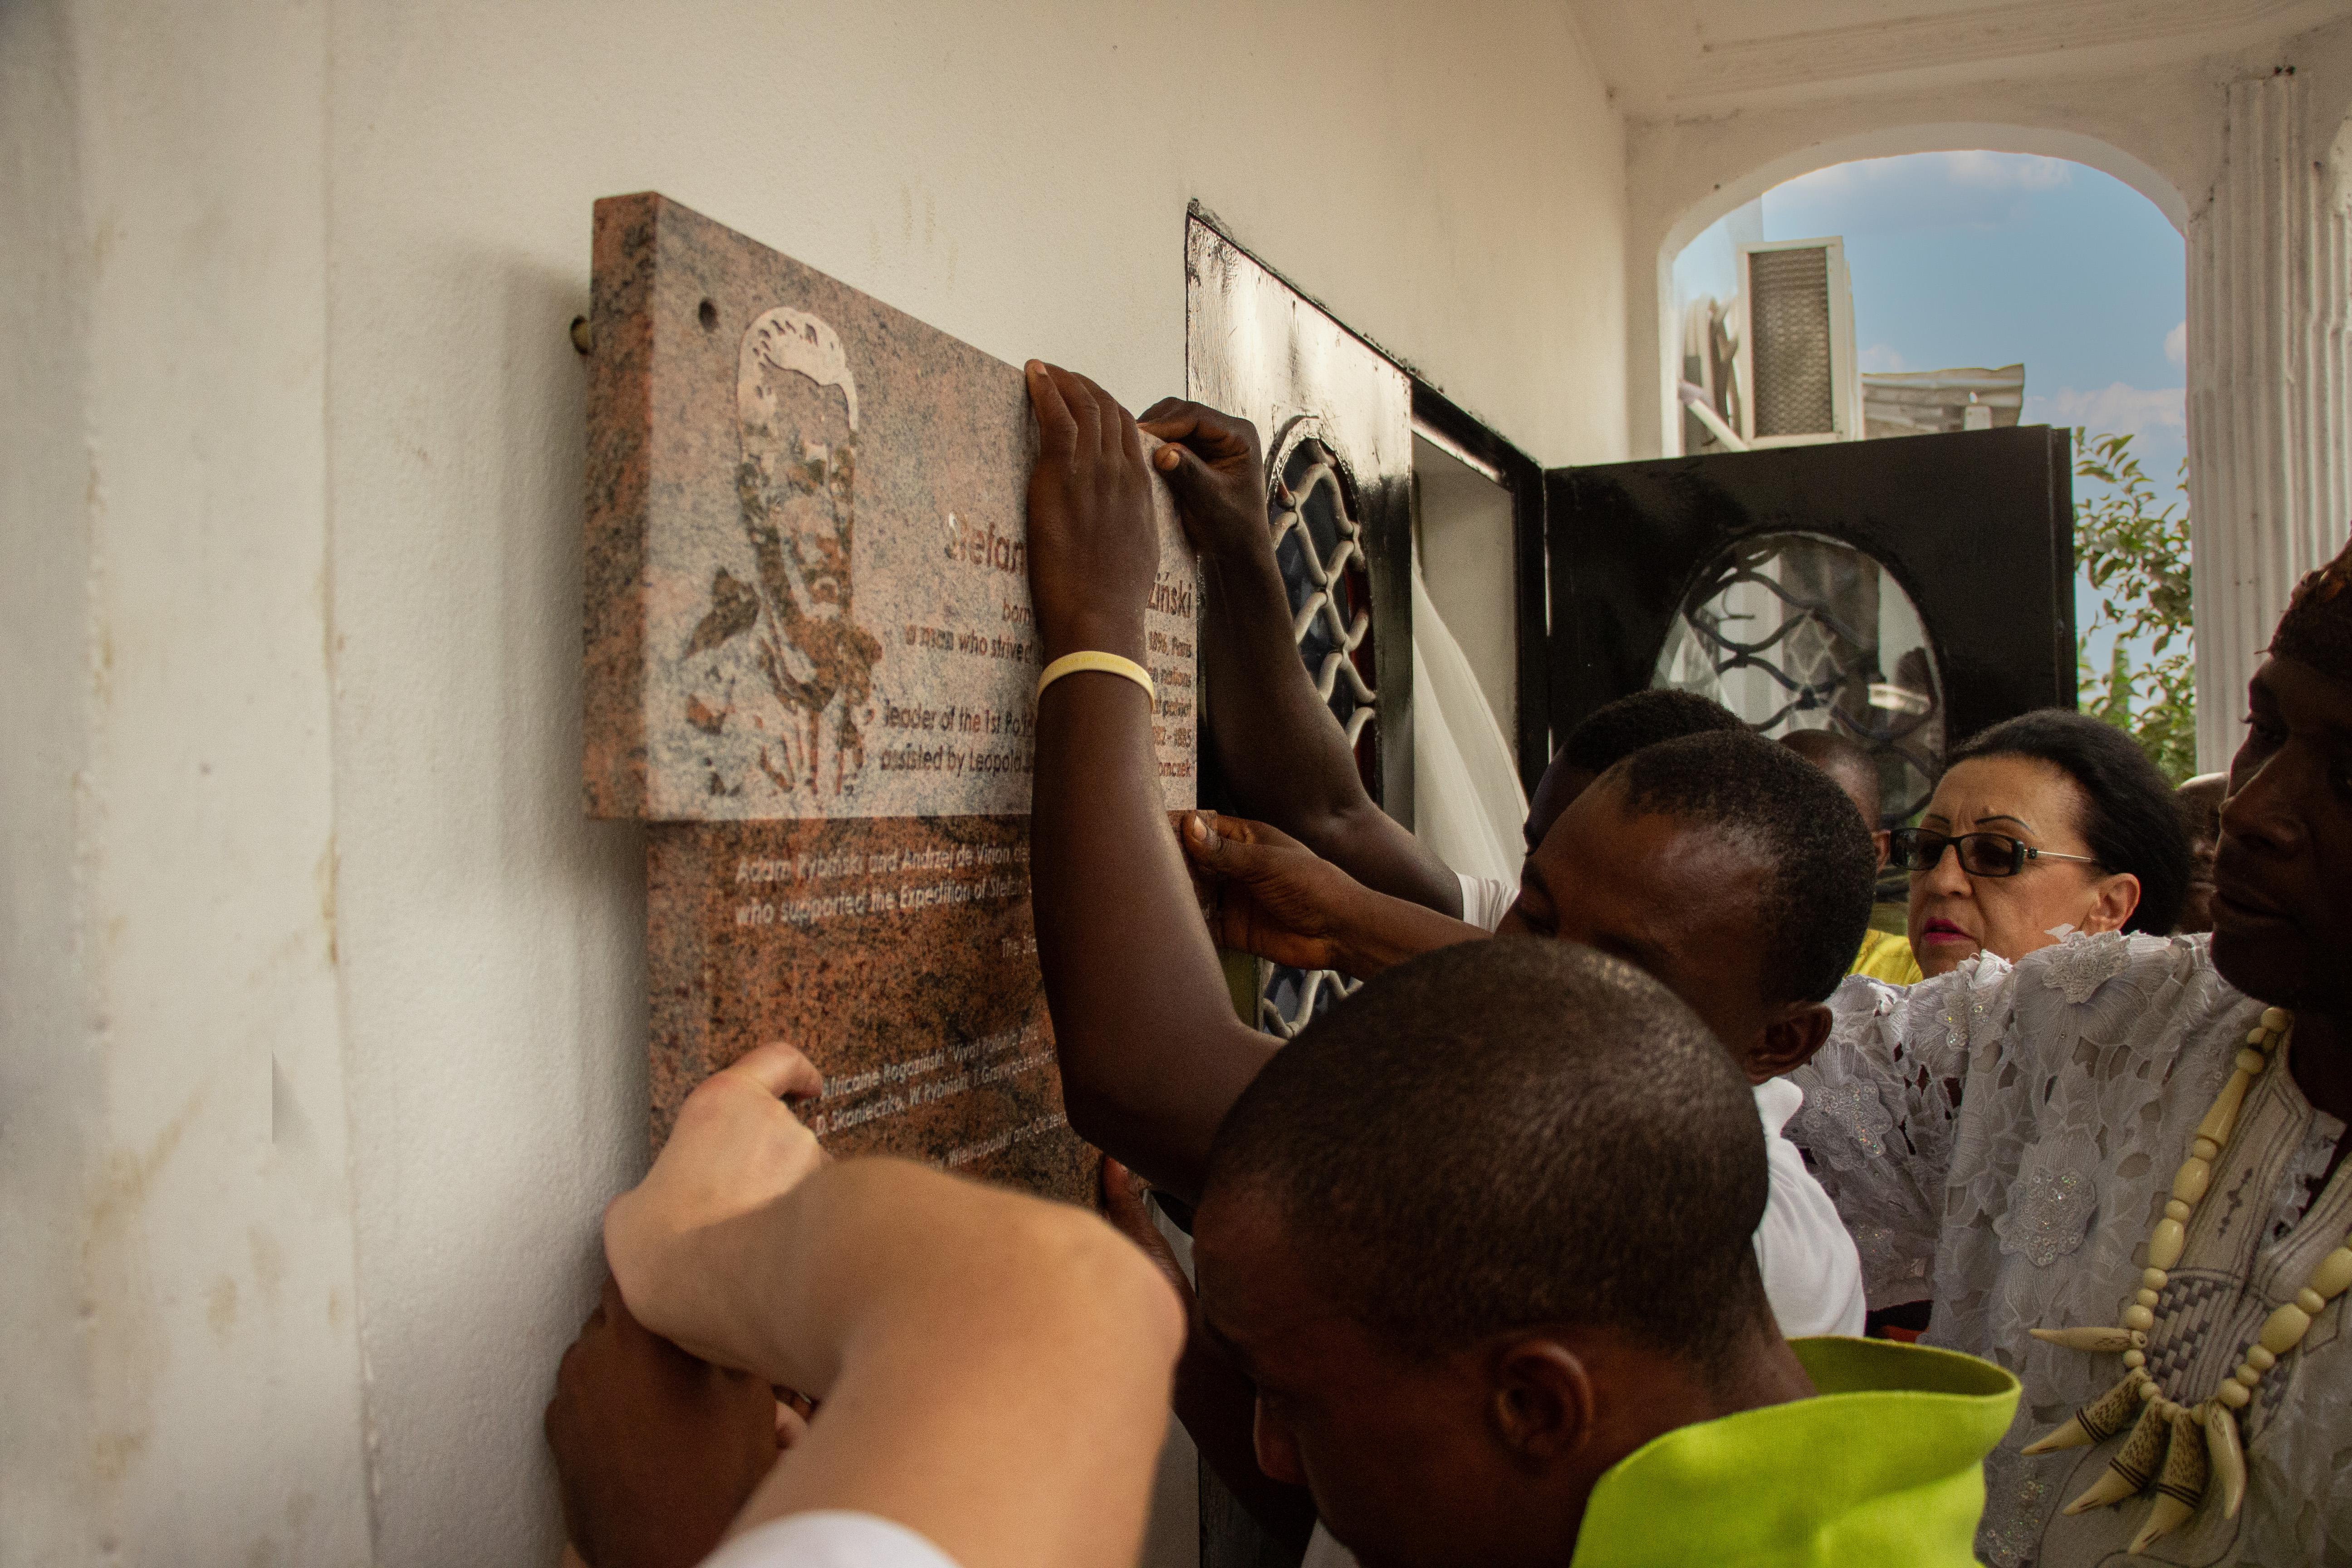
<box><xmin>1454</xmin><ymin>872</ymin><xmax>1519</xmax><ymax>934</ymax></box>
<box><xmin>699</xmin><ymin>1511</ymin><xmax>962</xmax><ymax>1568</ymax></box>
<box><xmin>1752</xmin><ymin>1079</ymin><xmax>1867</xmax><ymax>1337</ymax></box>
<box><xmin>1301</xmin><ymin>1521</ymin><xmax>1360</xmax><ymax>1568</ymax></box>
<box><xmin>1785</xmin><ymin>957</ymin><xmax>2021</xmax><ymax>1309</ymax></box>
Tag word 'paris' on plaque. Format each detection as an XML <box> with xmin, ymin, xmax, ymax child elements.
<box><xmin>584</xmin><ymin>193</ymin><xmax>1198</xmax><ymax>1201</ymax></box>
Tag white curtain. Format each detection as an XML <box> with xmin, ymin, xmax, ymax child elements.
<box><xmin>1408</xmin><ymin>560</ymin><xmax>1528</xmax><ymax>888</ymax></box>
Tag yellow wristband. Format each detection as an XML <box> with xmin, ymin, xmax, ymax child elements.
<box><xmin>1036</xmin><ymin>650</ymin><xmax>1156</xmax><ymax>704</ymax></box>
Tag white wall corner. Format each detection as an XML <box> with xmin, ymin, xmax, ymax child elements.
<box><xmin>1</xmin><ymin>0</ymin><xmax>104</xmax><ymax>1548</ymax></box>
<box><xmin>3</xmin><ymin>0</ymin><xmax>376</xmax><ymax>1561</ymax></box>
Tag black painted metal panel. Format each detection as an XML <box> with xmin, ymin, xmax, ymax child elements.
<box><xmin>1544</xmin><ymin>426</ymin><xmax>2075</xmax><ymax>755</ymax></box>
<box><xmin>1184</xmin><ymin>214</ymin><xmax>1416</xmax><ymax>828</ymax></box>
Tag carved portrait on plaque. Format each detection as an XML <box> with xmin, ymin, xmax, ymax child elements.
<box><xmin>685</xmin><ymin>307</ymin><xmax>882</xmax><ymax>800</ymax></box>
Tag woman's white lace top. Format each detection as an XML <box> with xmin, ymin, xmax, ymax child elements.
<box><xmin>1789</xmin><ymin>931</ymin><xmax>2352</xmax><ymax>1566</ymax></box>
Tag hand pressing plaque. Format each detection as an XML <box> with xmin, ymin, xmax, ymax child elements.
<box><xmin>586</xmin><ymin>194</ymin><xmax>1197</xmax><ymax>1195</ymax></box>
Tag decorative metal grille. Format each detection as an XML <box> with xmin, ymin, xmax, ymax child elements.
<box><xmin>1274</xmin><ymin>433</ymin><xmax>1378</xmax><ymax>754</ymax></box>
<box><xmin>1258</xmin><ymin>425</ymin><xmax>1375</xmax><ymax>1039</ymax></box>
<box><xmin>1654</xmin><ymin>532</ymin><xmax>1945</xmax><ymax>831</ymax></box>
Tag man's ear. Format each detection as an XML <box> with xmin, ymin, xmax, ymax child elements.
<box><xmin>2078</xmin><ymin>872</ymin><xmax>2142</xmax><ymax>937</ymax></box>
<box><xmin>1749</xmin><ymin>1002</ymin><xmax>1833</xmax><ymax>1081</ymax></box>
<box><xmin>1488</xmin><ymin>1338</ymin><xmax>1594</xmax><ymax>1464</ymax></box>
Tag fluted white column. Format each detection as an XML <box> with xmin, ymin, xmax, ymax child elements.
<box><xmin>2186</xmin><ymin>69</ymin><xmax>2352</xmax><ymax>770</ymax></box>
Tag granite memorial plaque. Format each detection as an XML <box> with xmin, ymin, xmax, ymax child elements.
<box><xmin>587</xmin><ymin>193</ymin><xmax>1197</xmax><ymax>1197</ymax></box>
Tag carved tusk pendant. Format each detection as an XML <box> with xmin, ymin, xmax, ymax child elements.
<box><xmin>2205</xmin><ymin>1402</ymin><xmax>2248</xmax><ymax>1520</ymax></box>
<box><xmin>2025</xmin><ymin>1371</ymin><xmax>2146</xmax><ymax>1455</ymax></box>
<box><xmin>2128</xmin><ymin>1408</ymin><xmax>2210</xmax><ymax>1553</ymax></box>
<box><xmin>2131</xmin><ymin>1493</ymin><xmax>2196</xmax><ymax>1554</ymax></box>
<box><xmin>2063</xmin><ymin>1399</ymin><xmax>2172</xmax><ymax>1514</ymax></box>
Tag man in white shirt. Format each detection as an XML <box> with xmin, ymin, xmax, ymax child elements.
<box><xmin>1172</xmin><ymin>730</ymin><xmax>1873</xmax><ymax>1567</ymax></box>
<box><xmin>551</xmin><ymin>1040</ymin><xmax>1183</xmax><ymax>1568</ymax></box>
<box><xmin>1130</xmin><ymin>397</ymin><xmax>1862</xmax><ymax>1341</ymax></box>
<box><xmin>1452</xmin><ymin>686</ymin><xmax>1753</xmax><ymax>931</ymax></box>
<box><xmin>1021</xmin><ymin>364</ymin><xmax>1864</xmax><ymax>1551</ymax></box>
<box><xmin>1181</xmin><ymin>729</ymin><xmax>1873</xmax><ymax>1341</ymax></box>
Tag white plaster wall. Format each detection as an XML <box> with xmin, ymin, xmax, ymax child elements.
<box><xmin>0</xmin><ymin>2</ymin><xmax>101</xmax><ymax>1558</ymax></box>
<box><xmin>1</xmin><ymin>0</ymin><xmax>374</xmax><ymax>1563</ymax></box>
<box><xmin>329</xmin><ymin>9</ymin><xmax>1624</xmax><ymax>1560</ymax></box>
<box><xmin>3</xmin><ymin>4</ymin><xmax>1633</xmax><ymax>1565</ymax></box>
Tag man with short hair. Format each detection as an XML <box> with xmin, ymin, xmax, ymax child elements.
<box><xmin>1019</xmin><ymin>363</ymin><xmax>1888</xmax><ymax>1559</ymax></box>
<box><xmin>1188</xmin><ymin>730</ymin><xmax>1877</xmax><ymax>1346</ymax></box>
<box><xmin>1021</xmin><ymin>364</ymin><xmax>1868</xmax><ymax>1333</ymax></box>
<box><xmin>1455</xmin><ymin>688</ymin><xmax>1749</xmax><ymax>928</ymax></box>
<box><xmin>1781</xmin><ymin>727</ymin><xmax>1922</xmax><ymax>984</ymax></box>
<box><xmin>1191</xmin><ymin>939</ymin><xmax>2019</xmax><ymax>1568</ymax></box>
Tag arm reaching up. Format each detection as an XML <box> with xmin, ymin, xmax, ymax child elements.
<box><xmin>603</xmin><ymin>1043</ymin><xmax>1184</xmax><ymax>1568</ymax></box>
<box><xmin>1182</xmin><ymin>812</ymin><xmax>1490</xmax><ymax>980</ymax></box>
<box><xmin>1024</xmin><ymin>364</ymin><xmax>1278</xmax><ymax>1203</ymax></box>
<box><xmin>1138</xmin><ymin>400</ymin><xmax>1462</xmax><ymax>915</ymax></box>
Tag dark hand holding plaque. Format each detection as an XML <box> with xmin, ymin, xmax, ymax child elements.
<box><xmin>585</xmin><ymin>194</ymin><xmax>1197</xmax><ymax>1198</ymax></box>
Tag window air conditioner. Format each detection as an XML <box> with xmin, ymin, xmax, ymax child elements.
<box><xmin>1733</xmin><ymin>237</ymin><xmax>1860</xmax><ymax>447</ymax></box>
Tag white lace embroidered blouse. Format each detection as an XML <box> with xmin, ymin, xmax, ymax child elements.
<box><xmin>1789</xmin><ymin>931</ymin><xmax>2352</xmax><ymax>1568</ymax></box>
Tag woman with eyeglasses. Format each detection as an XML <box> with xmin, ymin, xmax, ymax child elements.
<box><xmin>1888</xmin><ymin>710</ymin><xmax>2193</xmax><ymax>979</ymax></box>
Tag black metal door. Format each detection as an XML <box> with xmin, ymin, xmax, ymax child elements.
<box><xmin>1544</xmin><ymin>426</ymin><xmax>2074</xmax><ymax>819</ymax></box>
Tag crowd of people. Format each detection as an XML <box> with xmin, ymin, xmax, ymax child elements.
<box><xmin>545</xmin><ymin>361</ymin><xmax>2352</xmax><ymax>1568</ymax></box>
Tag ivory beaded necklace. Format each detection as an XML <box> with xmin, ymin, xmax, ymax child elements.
<box><xmin>2023</xmin><ymin>1006</ymin><xmax>2352</xmax><ymax>1553</ymax></box>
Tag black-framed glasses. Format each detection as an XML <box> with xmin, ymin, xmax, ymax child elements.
<box><xmin>1887</xmin><ymin>828</ymin><xmax>2102</xmax><ymax>879</ymax></box>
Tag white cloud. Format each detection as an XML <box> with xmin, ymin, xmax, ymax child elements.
<box><xmin>1944</xmin><ymin>151</ymin><xmax>2072</xmax><ymax>191</ymax></box>
<box><xmin>1764</xmin><ymin>150</ymin><xmax>2075</xmax><ymax>237</ymax></box>
<box><xmin>1858</xmin><ymin>343</ymin><xmax>1908</xmax><ymax>373</ymax></box>
<box><xmin>2165</xmin><ymin>321</ymin><xmax>2187</xmax><ymax>367</ymax></box>
<box><xmin>2024</xmin><ymin>382</ymin><xmax>2185</xmax><ymax>440</ymax></box>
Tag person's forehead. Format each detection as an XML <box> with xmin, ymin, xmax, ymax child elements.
<box><xmin>1540</xmin><ymin>785</ymin><xmax>1776</xmax><ymax>963</ymax></box>
<box><xmin>1196</xmin><ymin>1196</ymin><xmax>1358</xmax><ymax>1378</ymax></box>
<box><xmin>1195</xmin><ymin>1194</ymin><xmax>1309</xmax><ymax>1324</ymax></box>
<box><xmin>1524</xmin><ymin>762</ymin><xmax>1598</xmax><ymax>847</ymax></box>
<box><xmin>1552</xmin><ymin>778</ymin><xmax>1770</xmax><ymax>883</ymax></box>
<box><xmin>2255</xmin><ymin>655</ymin><xmax>2352</xmax><ymax>735</ymax></box>
<box><xmin>1829</xmin><ymin>758</ymin><xmax>1878</xmax><ymax>805</ymax></box>
<box><xmin>1926</xmin><ymin>753</ymin><xmax>2078</xmax><ymax>823</ymax></box>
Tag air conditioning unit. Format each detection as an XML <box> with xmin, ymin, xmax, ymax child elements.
<box><xmin>1734</xmin><ymin>237</ymin><xmax>1860</xmax><ymax>447</ymax></box>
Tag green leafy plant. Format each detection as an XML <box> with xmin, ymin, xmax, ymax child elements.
<box><xmin>2073</xmin><ymin>430</ymin><xmax>2196</xmax><ymax>784</ymax></box>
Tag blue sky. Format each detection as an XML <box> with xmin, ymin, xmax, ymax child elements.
<box><xmin>1760</xmin><ymin>150</ymin><xmax>2187</xmax><ymax>486</ymax></box>
<box><xmin>1674</xmin><ymin>150</ymin><xmax>2186</xmax><ymax>674</ymax></box>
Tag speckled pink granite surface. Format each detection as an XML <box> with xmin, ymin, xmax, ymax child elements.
<box><xmin>586</xmin><ymin>194</ymin><xmax>1195</xmax><ymax>1204</ymax></box>
<box><xmin>647</xmin><ymin>816</ymin><xmax>1089</xmax><ymax>1203</ymax></box>
<box><xmin>585</xmin><ymin>192</ymin><xmax>1195</xmax><ymax>822</ymax></box>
